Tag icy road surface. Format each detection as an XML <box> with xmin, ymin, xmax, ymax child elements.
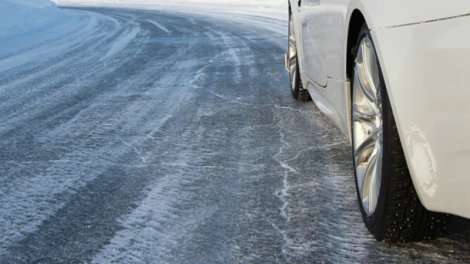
<box><xmin>2</xmin><ymin>7</ymin><xmax>470</xmax><ymax>263</ymax></box>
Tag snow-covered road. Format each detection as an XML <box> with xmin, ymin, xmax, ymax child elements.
<box><xmin>2</xmin><ymin>7</ymin><xmax>470</xmax><ymax>263</ymax></box>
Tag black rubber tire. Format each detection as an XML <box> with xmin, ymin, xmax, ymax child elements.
<box><xmin>288</xmin><ymin>9</ymin><xmax>310</xmax><ymax>102</ymax></box>
<box><xmin>352</xmin><ymin>24</ymin><xmax>448</xmax><ymax>242</ymax></box>
<box><xmin>291</xmin><ymin>62</ymin><xmax>310</xmax><ymax>102</ymax></box>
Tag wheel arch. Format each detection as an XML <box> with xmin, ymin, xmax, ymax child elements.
<box><xmin>346</xmin><ymin>9</ymin><xmax>366</xmax><ymax>82</ymax></box>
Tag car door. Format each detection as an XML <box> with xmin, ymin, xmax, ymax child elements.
<box><xmin>298</xmin><ymin>0</ymin><xmax>328</xmax><ymax>87</ymax></box>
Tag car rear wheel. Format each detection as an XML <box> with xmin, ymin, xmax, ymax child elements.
<box><xmin>351</xmin><ymin>24</ymin><xmax>448</xmax><ymax>242</ymax></box>
<box><xmin>287</xmin><ymin>8</ymin><xmax>309</xmax><ymax>101</ymax></box>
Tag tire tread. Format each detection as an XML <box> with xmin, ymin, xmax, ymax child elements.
<box><xmin>294</xmin><ymin>81</ymin><xmax>310</xmax><ymax>102</ymax></box>
<box><xmin>380</xmin><ymin>118</ymin><xmax>448</xmax><ymax>242</ymax></box>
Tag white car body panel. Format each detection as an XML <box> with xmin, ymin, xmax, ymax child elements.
<box><xmin>354</xmin><ymin>1</ymin><xmax>470</xmax><ymax>29</ymax></box>
<box><xmin>375</xmin><ymin>16</ymin><xmax>470</xmax><ymax>219</ymax></box>
<box><xmin>299</xmin><ymin>3</ymin><xmax>327</xmax><ymax>87</ymax></box>
<box><xmin>290</xmin><ymin>0</ymin><xmax>470</xmax><ymax>218</ymax></box>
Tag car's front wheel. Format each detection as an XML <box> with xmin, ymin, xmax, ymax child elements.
<box><xmin>351</xmin><ymin>24</ymin><xmax>448</xmax><ymax>242</ymax></box>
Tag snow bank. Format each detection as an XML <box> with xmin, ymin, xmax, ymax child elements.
<box><xmin>0</xmin><ymin>0</ymin><xmax>61</xmax><ymax>39</ymax></box>
<box><xmin>0</xmin><ymin>0</ymin><xmax>88</xmax><ymax>58</ymax></box>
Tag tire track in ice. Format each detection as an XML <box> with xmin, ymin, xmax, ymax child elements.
<box><xmin>145</xmin><ymin>18</ymin><xmax>171</xmax><ymax>33</ymax></box>
<box><xmin>0</xmin><ymin>9</ymin><xmax>162</xmax><ymax>256</ymax></box>
<box><xmin>0</xmin><ymin>12</ymin><xmax>126</xmax><ymax>123</ymax></box>
<box><xmin>90</xmin><ymin>13</ymin><xmax>288</xmax><ymax>264</ymax></box>
<box><xmin>0</xmin><ymin>9</ymin><xmax>229</xmax><ymax>263</ymax></box>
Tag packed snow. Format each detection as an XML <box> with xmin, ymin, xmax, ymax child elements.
<box><xmin>52</xmin><ymin>0</ymin><xmax>288</xmax><ymax>21</ymax></box>
<box><xmin>52</xmin><ymin>0</ymin><xmax>286</xmax><ymax>10</ymax></box>
<box><xmin>0</xmin><ymin>0</ymin><xmax>286</xmax><ymax>57</ymax></box>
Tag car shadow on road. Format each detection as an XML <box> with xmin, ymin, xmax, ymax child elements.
<box><xmin>445</xmin><ymin>215</ymin><xmax>470</xmax><ymax>241</ymax></box>
<box><xmin>386</xmin><ymin>215</ymin><xmax>470</xmax><ymax>261</ymax></box>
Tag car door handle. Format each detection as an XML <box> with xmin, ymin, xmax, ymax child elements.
<box><xmin>298</xmin><ymin>0</ymin><xmax>302</xmax><ymax>7</ymax></box>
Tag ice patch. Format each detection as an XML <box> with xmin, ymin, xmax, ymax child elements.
<box><xmin>101</xmin><ymin>27</ymin><xmax>140</xmax><ymax>61</ymax></box>
<box><xmin>146</xmin><ymin>19</ymin><xmax>170</xmax><ymax>33</ymax></box>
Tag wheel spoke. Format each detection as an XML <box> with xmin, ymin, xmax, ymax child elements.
<box><xmin>355</xmin><ymin>64</ymin><xmax>380</xmax><ymax>115</ymax></box>
<box><xmin>371</xmin><ymin>144</ymin><xmax>383</xmax><ymax>211</ymax></box>
<box><xmin>288</xmin><ymin>55</ymin><xmax>297</xmax><ymax>67</ymax></box>
<box><xmin>356</xmin><ymin>163</ymin><xmax>367</xmax><ymax>197</ymax></box>
<box><xmin>352</xmin><ymin>36</ymin><xmax>384</xmax><ymax>217</ymax></box>
<box><xmin>289</xmin><ymin>39</ymin><xmax>296</xmax><ymax>51</ymax></box>
<box><xmin>361</xmin><ymin>40</ymin><xmax>381</xmax><ymax>99</ymax></box>
<box><xmin>365</xmin><ymin>148</ymin><xmax>379</xmax><ymax>214</ymax></box>
<box><xmin>358</xmin><ymin>142</ymin><xmax>382</xmax><ymax>214</ymax></box>
<box><xmin>288</xmin><ymin>20</ymin><xmax>296</xmax><ymax>51</ymax></box>
<box><xmin>352</xmin><ymin>105</ymin><xmax>376</xmax><ymax>129</ymax></box>
<box><xmin>353</xmin><ymin>133</ymin><xmax>379</xmax><ymax>170</ymax></box>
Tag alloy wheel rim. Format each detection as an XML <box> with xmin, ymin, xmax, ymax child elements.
<box><xmin>352</xmin><ymin>37</ymin><xmax>384</xmax><ymax>216</ymax></box>
<box><xmin>288</xmin><ymin>15</ymin><xmax>297</xmax><ymax>91</ymax></box>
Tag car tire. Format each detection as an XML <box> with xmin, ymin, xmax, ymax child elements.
<box><xmin>351</xmin><ymin>23</ymin><xmax>448</xmax><ymax>242</ymax></box>
<box><xmin>287</xmin><ymin>8</ymin><xmax>310</xmax><ymax>101</ymax></box>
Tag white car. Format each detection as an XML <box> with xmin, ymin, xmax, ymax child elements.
<box><xmin>285</xmin><ymin>0</ymin><xmax>470</xmax><ymax>242</ymax></box>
